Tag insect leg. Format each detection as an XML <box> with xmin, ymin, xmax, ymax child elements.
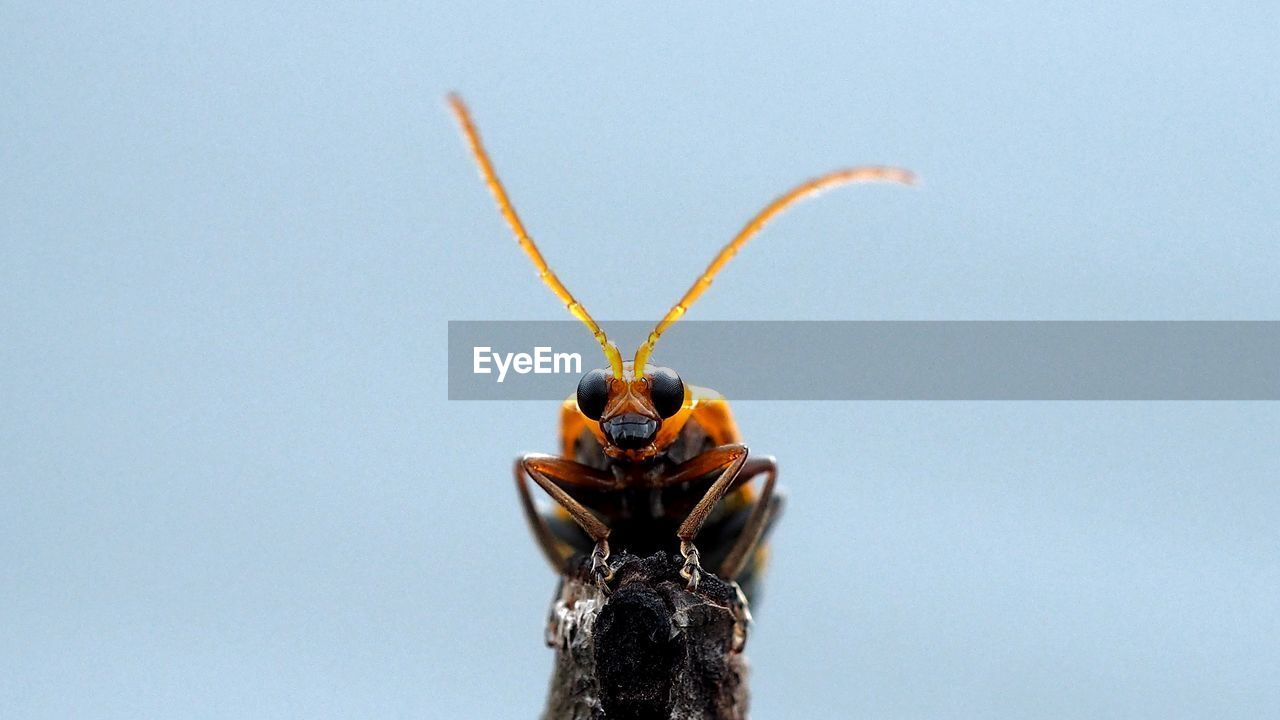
<box><xmin>519</xmin><ymin>454</ymin><xmax>619</xmax><ymax>583</ymax></box>
<box><xmin>513</xmin><ymin>457</ymin><xmax>575</xmax><ymax>574</ymax></box>
<box><xmin>717</xmin><ymin>456</ymin><xmax>779</xmax><ymax>581</ymax></box>
<box><xmin>660</xmin><ymin>444</ymin><xmax>749</xmax><ymax>590</ymax></box>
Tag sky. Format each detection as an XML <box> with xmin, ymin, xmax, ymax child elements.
<box><xmin>3</xmin><ymin>2</ymin><xmax>1278</xmax><ymax>718</ymax></box>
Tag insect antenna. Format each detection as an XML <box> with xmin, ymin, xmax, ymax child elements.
<box><xmin>447</xmin><ymin>93</ymin><xmax>625</xmax><ymax>378</ymax></box>
<box><xmin>632</xmin><ymin>165</ymin><xmax>917</xmax><ymax>371</ymax></box>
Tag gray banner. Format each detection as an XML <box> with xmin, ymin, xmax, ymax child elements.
<box><xmin>448</xmin><ymin>321</ymin><xmax>1280</xmax><ymax>400</ymax></box>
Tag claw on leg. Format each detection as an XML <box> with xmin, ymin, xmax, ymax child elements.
<box><xmin>679</xmin><ymin>540</ymin><xmax>704</xmax><ymax>591</ymax></box>
<box><xmin>591</xmin><ymin>540</ymin><xmax>614</xmax><ymax>590</ymax></box>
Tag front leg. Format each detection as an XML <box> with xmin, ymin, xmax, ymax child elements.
<box><xmin>658</xmin><ymin>444</ymin><xmax>749</xmax><ymax>589</ymax></box>
<box><xmin>513</xmin><ymin>457</ymin><xmax>574</xmax><ymax>574</ymax></box>
<box><xmin>717</xmin><ymin>455</ymin><xmax>779</xmax><ymax>581</ymax></box>
<box><xmin>518</xmin><ymin>454</ymin><xmax>619</xmax><ymax>585</ymax></box>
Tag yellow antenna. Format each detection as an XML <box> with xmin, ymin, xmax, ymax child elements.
<box><xmin>633</xmin><ymin>166</ymin><xmax>916</xmax><ymax>371</ymax></box>
<box><xmin>447</xmin><ymin>93</ymin><xmax>624</xmax><ymax>378</ymax></box>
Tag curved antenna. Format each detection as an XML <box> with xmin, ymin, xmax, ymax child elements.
<box><xmin>447</xmin><ymin>93</ymin><xmax>624</xmax><ymax>378</ymax></box>
<box><xmin>633</xmin><ymin>166</ymin><xmax>916</xmax><ymax>371</ymax></box>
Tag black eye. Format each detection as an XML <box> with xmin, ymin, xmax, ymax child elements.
<box><xmin>576</xmin><ymin>369</ymin><xmax>611</xmax><ymax>420</ymax></box>
<box><xmin>649</xmin><ymin>367</ymin><xmax>684</xmax><ymax>418</ymax></box>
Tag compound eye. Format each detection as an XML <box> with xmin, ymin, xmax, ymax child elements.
<box><xmin>576</xmin><ymin>369</ymin><xmax>611</xmax><ymax>420</ymax></box>
<box><xmin>649</xmin><ymin>367</ymin><xmax>684</xmax><ymax>418</ymax></box>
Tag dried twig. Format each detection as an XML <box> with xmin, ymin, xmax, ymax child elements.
<box><xmin>542</xmin><ymin>551</ymin><xmax>751</xmax><ymax>720</ymax></box>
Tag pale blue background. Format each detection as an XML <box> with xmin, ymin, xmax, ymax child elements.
<box><xmin>3</xmin><ymin>2</ymin><xmax>1278</xmax><ymax>718</ymax></box>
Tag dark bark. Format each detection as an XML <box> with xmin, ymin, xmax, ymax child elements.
<box><xmin>542</xmin><ymin>551</ymin><xmax>750</xmax><ymax>720</ymax></box>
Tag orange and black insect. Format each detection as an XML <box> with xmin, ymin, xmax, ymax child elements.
<box><xmin>449</xmin><ymin>94</ymin><xmax>913</xmax><ymax>597</ymax></box>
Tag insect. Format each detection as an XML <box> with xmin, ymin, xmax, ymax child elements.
<box><xmin>448</xmin><ymin>94</ymin><xmax>913</xmax><ymax>595</ymax></box>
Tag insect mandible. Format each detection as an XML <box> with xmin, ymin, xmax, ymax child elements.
<box><xmin>448</xmin><ymin>94</ymin><xmax>913</xmax><ymax>596</ymax></box>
